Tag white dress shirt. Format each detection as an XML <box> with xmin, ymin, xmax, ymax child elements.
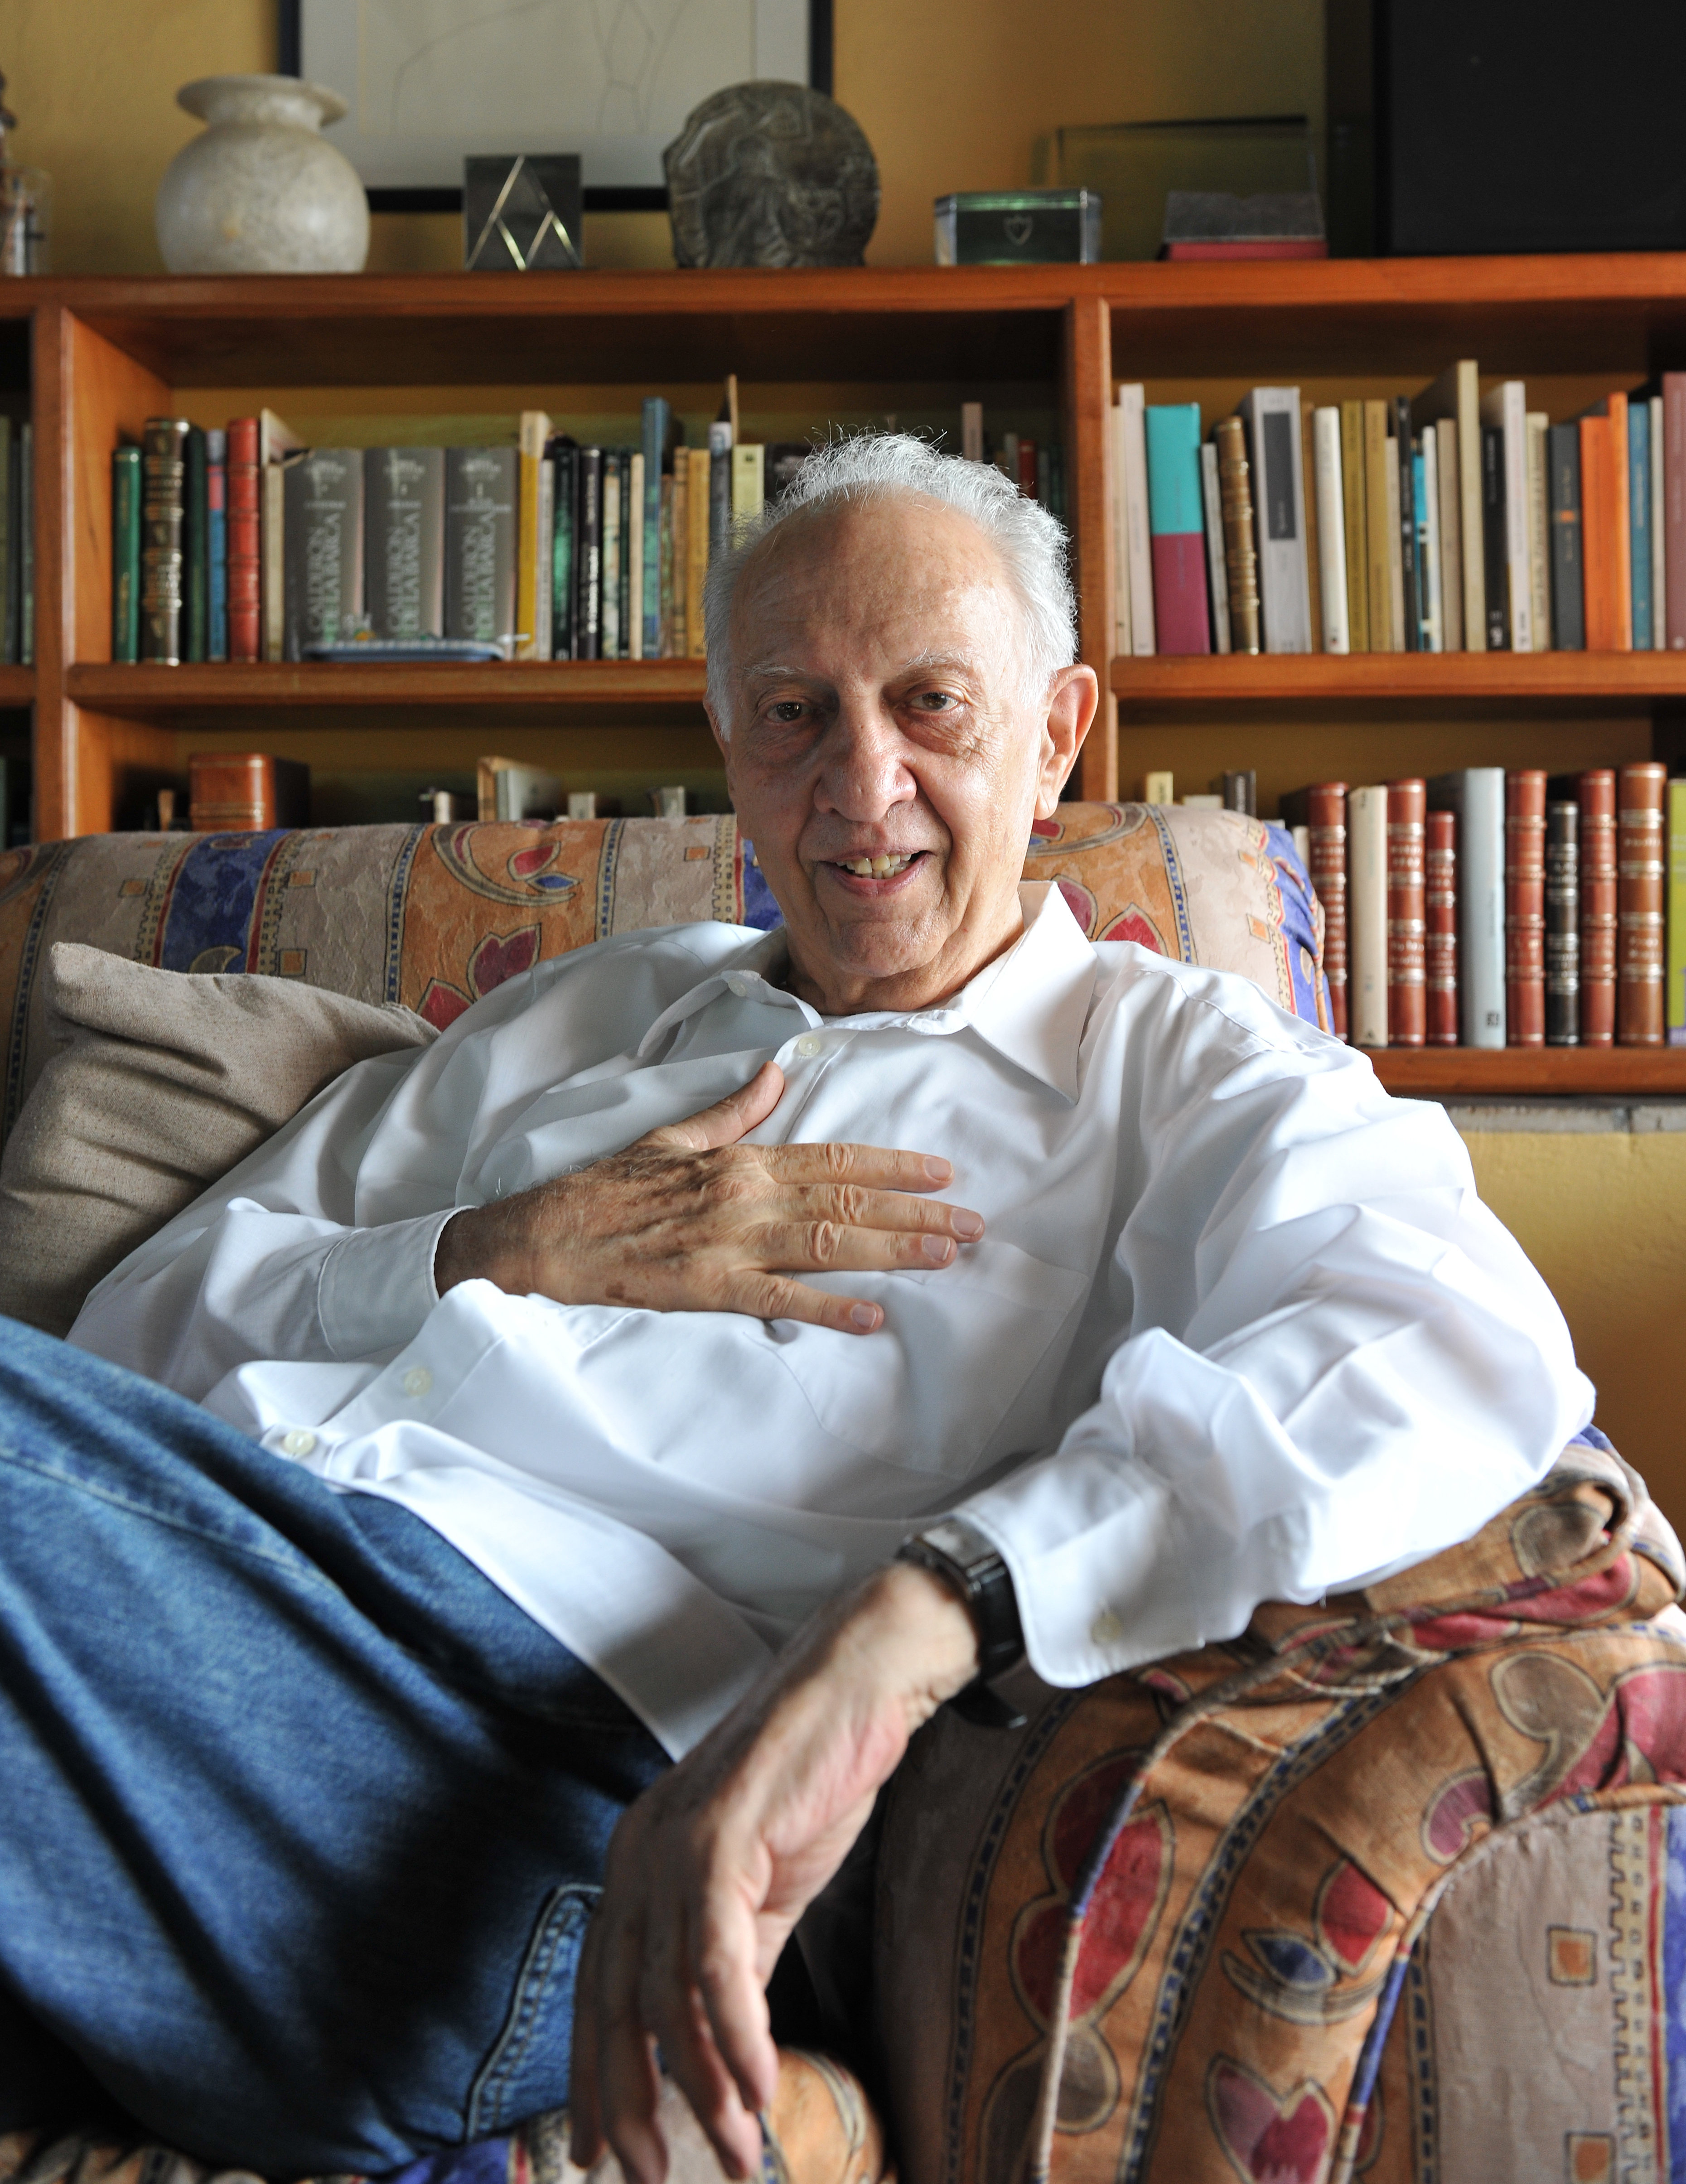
<box><xmin>72</xmin><ymin>884</ymin><xmax>1592</xmax><ymax>1756</ymax></box>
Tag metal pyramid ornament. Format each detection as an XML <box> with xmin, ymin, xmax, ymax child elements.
<box><xmin>464</xmin><ymin>155</ymin><xmax>582</xmax><ymax>271</ymax></box>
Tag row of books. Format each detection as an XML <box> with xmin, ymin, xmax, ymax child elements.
<box><xmin>114</xmin><ymin>394</ymin><xmax>1065</xmax><ymax>667</ymax></box>
<box><xmin>1111</xmin><ymin>362</ymin><xmax>1686</xmax><ymax>658</ymax></box>
<box><xmin>0</xmin><ymin>419</ymin><xmax>33</xmax><ymax>667</ymax></box>
<box><xmin>1266</xmin><ymin>763</ymin><xmax>1683</xmax><ymax>1049</ymax></box>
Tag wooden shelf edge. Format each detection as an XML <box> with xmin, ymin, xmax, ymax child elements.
<box><xmin>1111</xmin><ymin>653</ymin><xmax>1686</xmax><ymax>705</ymax></box>
<box><xmin>1370</xmin><ymin>1049</ymin><xmax>1686</xmax><ymax>1097</ymax></box>
<box><xmin>66</xmin><ymin>661</ymin><xmax>710</xmax><ymax>708</ymax></box>
<box><xmin>0</xmin><ymin>667</ymin><xmax>34</xmax><ymax>705</ymax></box>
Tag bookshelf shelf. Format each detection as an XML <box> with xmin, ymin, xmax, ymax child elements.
<box><xmin>0</xmin><ymin>668</ymin><xmax>34</xmax><ymax>707</ymax></box>
<box><xmin>1370</xmin><ymin>1049</ymin><xmax>1686</xmax><ymax>1097</ymax></box>
<box><xmin>66</xmin><ymin>661</ymin><xmax>710</xmax><ymax>711</ymax></box>
<box><xmin>1110</xmin><ymin>652</ymin><xmax>1686</xmax><ymax>718</ymax></box>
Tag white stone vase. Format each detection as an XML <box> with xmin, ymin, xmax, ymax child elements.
<box><xmin>155</xmin><ymin>75</ymin><xmax>369</xmax><ymax>274</ymax></box>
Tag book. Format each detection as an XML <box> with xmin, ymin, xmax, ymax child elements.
<box><xmin>444</xmin><ymin>446</ymin><xmax>517</xmax><ymax>646</ymax></box>
<box><xmin>535</xmin><ymin>442</ymin><xmax>556</xmax><ymax>660</ymax></box>
<box><xmin>1339</xmin><ymin>398</ymin><xmax>1369</xmax><ymax>652</ymax></box>
<box><xmin>111</xmin><ymin>445</ymin><xmax>140</xmax><ymax>664</ymax></box>
<box><xmin>15</xmin><ymin>422</ymin><xmax>29</xmax><ymax>668</ymax></box>
<box><xmin>1363</xmin><ymin>398</ymin><xmax>1395</xmax><ymax>651</ymax></box>
<box><xmin>626</xmin><ymin>449</ymin><xmax>644</xmax><ymax>660</ymax></box>
<box><xmin>1300</xmin><ymin>403</ymin><xmax>1323</xmax><ymax>653</ymax></box>
<box><xmin>364</xmin><ymin>448</ymin><xmax>444</xmax><ymax>643</ymax></box>
<box><xmin>283</xmin><ymin>448</ymin><xmax>364</xmax><ymax>660</ymax></box>
<box><xmin>1425</xmin><ymin>807</ymin><xmax>1458</xmax><ymax>1045</ymax></box>
<box><xmin>1547</xmin><ymin>423</ymin><xmax>1585</xmax><ymax>650</ymax></box>
<box><xmin>1478</xmin><ymin>382</ymin><xmax>1531</xmax><ymax>651</ymax></box>
<box><xmin>1143</xmin><ymin>403</ymin><xmax>1209</xmax><ymax>655</ymax></box>
<box><xmin>1630</xmin><ymin>394</ymin><xmax>1653</xmax><ymax>651</ymax></box>
<box><xmin>206</xmin><ymin>427</ymin><xmax>227</xmax><ymax>662</ymax></box>
<box><xmin>1384</xmin><ymin>445</ymin><xmax>1405</xmax><ymax>657</ymax></box>
<box><xmin>1610</xmin><ymin>394</ymin><xmax>1633</xmax><ymax>649</ymax></box>
<box><xmin>1503</xmin><ymin>769</ymin><xmax>1546</xmax><ymax>1047</ymax></box>
<box><xmin>0</xmin><ymin>420</ymin><xmax>12</xmax><ymax>666</ymax></box>
<box><xmin>1109</xmin><ymin>396</ymin><xmax>1132</xmax><ymax>658</ymax></box>
<box><xmin>140</xmin><ymin>416</ymin><xmax>190</xmax><ymax>666</ymax></box>
<box><xmin>184</xmin><ymin>425</ymin><xmax>208</xmax><ymax>664</ymax></box>
<box><xmin>552</xmin><ymin>442</ymin><xmax>578</xmax><ymax>659</ymax></box>
<box><xmin>1312</xmin><ymin>406</ymin><xmax>1349</xmax><ymax>652</ymax></box>
<box><xmin>1118</xmin><ymin>386</ymin><xmax>1156</xmax><ymax>654</ymax></box>
<box><xmin>514</xmin><ymin>409</ymin><xmax>551</xmax><ymax>660</ymax></box>
<box><xmin>1669</xmin><ymin>778</ymin><xmax>1686</xmax><ymax>1043</ymax></box>
<box><xmin>601</xmin><ymin>450</ymin><xmax>623</xmax><ymax>659</ymax></box>
<box><xmin>1545</xmin><ymin>795</ymin><xmax>1580</xmax><ymax>1046</ymax></box>
<box><xmin>1144</xmin><ymin>770</ymin><xmax>1174</xmax><ymax>803</ymax></box>
<box><xmin>1480</xmin><ymin>425</ymin><xmax>1509</xmax><ymax>651</ymax></box>
<box><xmin>1525</xmin><ymin>411</ymin><xmax>1550</xmax><ymax>654</ymax></box>
<box><xmin>1576</xmin><ymin>768</ymin><xmax>1618</xmax><ymax>1045</ymax></box>
<box><xmin>1393</xmin><ymin>399</ymin><xmax>1420</xmax><ymax>652</ymax></box>
<box><xmin>188</xmin><ymin>751</ymin><xmax>309</xmax><ymax>831</ymax></box>
<box><xmin>1217</xmin><ymin>768</ymin><xmax>1256</xmax><ymax>814</ymax></box>
<box><xmin>1618</xmin><ymin>759</ymin><xmax>1667</xmax><ymax>1045</ymax></box>
<box><xmin>708</xmin><ymin>419</ymin><xmax>732</xmax><ymax>560</ymax></box>
<box><xmin>667</xmin><ymin>446</ymin><xmax>688</xmax><ymax>658</ymax></box>
<box><xmin>1411</xmin><ymin>361</ymin><xmax>1484</xmax><ymax>652</ymax></box>
<box><xmin>1665</xmin><ymin>375</ymin><xmax>1686</xmax><ymax>648</ymax></box>
<box><xmin>1239</xmin><ymin>387</ymin><xmax>1310</xmax><ymax>652</ymax></box>
<box><xmin>961</xmin><ymin>402</ymin><xmax>983</xmax><ymax>462</ymax></box>
<box><xmin>227</xmin><ymin>417</ymin><xmax>261</xmax><ymax>662</ymax></box>
<box><xmin>658</xmin><ymin>470</ymin><xmax>674</xmax><ymax>657</ymax></box>
<box><xmin>1346</xmin><ymin>784</ymin><xmax>1388</xmax><ymax>1047</ymax></box>
<box><xmin>1198</xmin><ymin>441</ymin><xmax>1232</xmax><ymax>653</ymax></box>
<box><xmin>1418</xmin><ymin>432</ymin><xmax>1443</xmax><ymax>651</ymax></box>
<box><xmin>575</xmin><ymin>446</ymin><xmax>603</xmax><ymax>661</ymax></box>
<box><xmin>732</xmin><ymin>442</ymin><xmax>765</xmax><ymax>526</ymax></box>
<box><xmin>641</xmin><ymin>395</ymin><xmax>672</xmax><ymax>657</ymax></box>
<box><xmin>1434</xmin><ymin>416</ymin><xmax>1464</xmax><ymax>652</ymax></box>
<box><xmin>1580</xmin><ymin>412</ymin><xmax>1620</xmax><ymax>651</ymax></box>
<box><xmin>1428</xmin><ymin>768</ymin><xmax>1506</xmax><ymax>1047</ymax></box>
<box><xmin>1651</xmin><ymin>393</ymin><xmax>1667</xmax><ymax>651</ymax></box>
<box><xmin>476</xmin><ymin>755</ymin><xmax>561</xmax><ymax>821</ymax></box>
<box><xmin>686</xmin><ymin>443</ymin><xmax>710</xmax><ymax>656</ymax></box>
<box><xmin>1280</xmin><ymin>781</ymin><xmax>1348</xmax><ymax>1038</ymax></box>
<box><xmin>259</xmin><ymin>407</ymin><xmax>304</xmax><ymax>663</ymax></box>
<box><xmin>1213</xmin><ymin>416</ymin><xmax>1260</xmax><ymax>653</ymax></box>
<box><xmin>1386</xmin><ymin>776</ymin><xmax>1427</xmax><ymax>1045</ymax></box>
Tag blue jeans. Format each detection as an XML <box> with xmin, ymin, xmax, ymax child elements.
<box><xmin>0</xmin><ymin>1318</ymin><xmax>669</xmax><ymax>2176</ymax></box>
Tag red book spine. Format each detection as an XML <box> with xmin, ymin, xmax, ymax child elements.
<box><xmin>1016</xmin><ymin>437</ymin><xmax>1038</xmax><ymax>498</ymax></box>
<box><xmin>1618</xmin><ymin>759</ymin><xmax>1667</xmax><ymax>1045</ymax></box>
<box><xmin>1425</xmin><ymin>808</ymin><xmax>1458</xmax><ymax>1045</ymax></box>
<box><xmin>1386</xmin><ymin>777</ymin><xmax>1426</xmax><ymax>1045</ymax></box>
<box><xmin>1149</xmin><ymin>531</ymin><xmax>1212</xmax><ymax>656</ymax></box>
<box><xmin>1579</xmin><ymin>769</ymin><xmax>1618</xmax><ymax>1045</ymax></box>
<box><xmin>1306</xmin><ymin>781</ymin><xmax>1349</xmax><ymax>1040</ymax></box>
<box><xmin>1665</xmin><ymin>373</ymin><xmax>1686</xmax><ymax>649</ymax></box>
<box><xmin>1504</xmin><ymin>769</ymin><xmax>1547</xmax><ymax>1046</ymax></box>
<box><xmin>227</xmin><ymin>416</ymin><xmax>260</xmax><ymax>663</ymax></box>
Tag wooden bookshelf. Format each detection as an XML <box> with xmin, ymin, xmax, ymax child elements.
<box><xmin>6</xmin><ymin>258</ymin><xmax>1686</xmax><ymax>1097</ymax></box>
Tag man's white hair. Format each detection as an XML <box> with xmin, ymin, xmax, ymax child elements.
<box><xmin>702</xmin><ymin>431</ymin><xmax>1078</xmax><ymax>733</ymax></box>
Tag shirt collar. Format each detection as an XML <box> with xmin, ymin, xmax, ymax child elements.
<box><xmin>634</xmin><ymin>881</ymin><xmax>1096</xmax><ymax>1102</ymax></box>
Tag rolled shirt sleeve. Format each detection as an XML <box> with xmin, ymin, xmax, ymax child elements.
<box><xmin>958</xmin><ymin>1032</ymin><xmax>1594</xmax><ymax>1690</ymax></box>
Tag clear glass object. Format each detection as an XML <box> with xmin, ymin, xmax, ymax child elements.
<box><xmin>0</xmin><ymin>75</ymin><xmax>48</xmax><ymax>273</ymax></box>
<box><xmin>1050</xmin><ymin>117</ymin><xmax>1317</xmax><ymax>263</ymax></box>
<box><xmin>934</xmin><ymin>190</ymin><xmax>1101</xmax><ymax>267</ymax></box>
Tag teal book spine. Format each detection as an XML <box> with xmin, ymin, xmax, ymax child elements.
<box><xmin>111</xmin><ymin>444</ymin><xmax>141</xmax><ymax>663</ymax></box>
<box><xmin>1144</xmin><ymin>402</ymin><xmax>1209</xmax><ymax>655</ymax></box>
<box><xmin>641</xmin><ymin>396</ymin><xmax>669</xmax><ymax>657</ymax></box>
<box><xmin>1630</xmin><ymin>398</ymin><xmax>1653</xmax><ymax>649</ymax></box>
<box><xmin>184</xmin><ymin>424</ymin><xmax>208</xmax><ymax>662</ymax></box>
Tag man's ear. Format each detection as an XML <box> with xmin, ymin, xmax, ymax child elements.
<box><xmin>1034</xmin><ymin>665</ymin><xmax>1099</xmax><ymax>817</ymax></box>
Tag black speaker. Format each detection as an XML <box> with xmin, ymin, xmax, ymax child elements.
<box><xmin>1329</xmin><ymin>0</ymin><xmax>1686</xmax><ymax>256</ymax></box>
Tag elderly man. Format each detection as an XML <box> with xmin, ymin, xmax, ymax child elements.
<box><xmin>2</xmin><ymin>437</ymin><xmax>1584</xmax><ymax>2181</ymax></box>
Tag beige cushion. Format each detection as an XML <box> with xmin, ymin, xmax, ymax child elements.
<box><xmin>0</xmin><ymin>943</ymin><xmax>436</xmax><ymax>1338</ymax></box>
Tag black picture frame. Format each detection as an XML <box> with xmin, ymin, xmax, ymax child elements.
<box><xmin>278</xmin><ymin>0</ymin><xmax>834</xmax><ymax>214</ymax></box>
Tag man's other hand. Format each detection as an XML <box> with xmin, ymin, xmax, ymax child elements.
<box><xmin>433</xmin><ymin>1061</ymin><xmax>983</xmax><ymax>1335</ymax></box>
<box><xmin>568</xmin><ymin>1561</ymin><xmax>981</xmax><ymax>2184</ymax></box>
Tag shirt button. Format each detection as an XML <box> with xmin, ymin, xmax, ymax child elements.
<box><xmin>796</xmin><ymin>1034</ymin><xmax>823</xmax><ymax>1058</ymax></box>
<box><xmin>1091</xmin><ymin>1608</ymin><xmax>1124</xmax><ymax>1648</ymax></box>
<box><xmin>280</xmin><ymin>1428</ymin><xmax>318</xmax><ymax>1459</ymax></box>
<box><xmin>402</xmin><ymin>1366</ymin><xmax>432</xmax><ymax>1398</ymax></box>
<box><xmin>726</xmin><ymin>975</ymin><xmax>750</xmax><ymax>997</ymax></box>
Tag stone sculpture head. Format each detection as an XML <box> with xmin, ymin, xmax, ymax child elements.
<box><xmin>663</xmin><ymin>82</ymin><xmax>879</xmax><ymax>269</ymax></box>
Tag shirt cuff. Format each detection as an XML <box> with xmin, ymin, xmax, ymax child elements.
<box><xmin>316</xmin><ymin>1208</ymin><xmax>456</xmax><ymax>1361</ymax></box>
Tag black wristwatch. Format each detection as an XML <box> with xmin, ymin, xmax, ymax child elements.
<box><xmin>895</xmin><ymin>1515</ymin><xmax>1025</xmax><ymax>1684</ymax></box>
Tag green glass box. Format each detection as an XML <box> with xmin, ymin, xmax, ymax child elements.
<box><xmin>933</xmin><ymin>189</ymin><xmax>1101</xmax><ymax>266</ymax></box>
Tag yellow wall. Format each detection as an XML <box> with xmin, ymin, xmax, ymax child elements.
<box><xmin>5</xmin><ymin>0</ymin><xmax>1323</xmax><ymax>272</ymax></box>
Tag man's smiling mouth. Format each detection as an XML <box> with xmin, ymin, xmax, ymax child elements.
<box><xmin>833</xmin><ymin>851</ymin><xmax>924</xmax><ymax>879</ymax></box>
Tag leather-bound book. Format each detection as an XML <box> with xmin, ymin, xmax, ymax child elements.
<box><xmin>1214</xmin><ymin>416</ymin><xmax>1261</xmax><ymax>654</ymax></box>
<box><xmin>1386</xmin><ymin>776</ymin><xmax>1427</xmax><ymax>1044</ymax></box>
<box><xmin>1545</xmin><ymin>797</ymin><xmax>1580</xmax><ymax>1045</ymax></box>
<box><xmin>1425</xmin><ymin>808</ymin><xmax>1459</xmax><ymax>1044</ymax></box>
<box><xmin>1280</xmin><ymin>780</ymin><xmax>1349</xmax><ymax>1038</ymax></box>
<box><xmin>1575</xmin><ymin>768</ymin><xmax>1618</xmax><ymax>1044</ymax></box>
<box><xmin>1618</xmin><ymin>759</ymin><xmax>1667</xmax><ymax>1044</ymax></box>
<box><xmin>226</xmin><ymin>417</ymin><xmax>261</xmax><ymax>662</ymax></box>
<box><xmin>189</xmin><ymin>752</ymin><xmax>310</xmax><ymax>833</ymax></box>
<box><xmin>1503</xmin><ymin>769</ymin><xmax>1547</xmax><ymax>1046</ymax></box>
<box><xmin>140</xmin><ymin>417</ymin><xmax>190</xmax><ymax>665</ymax></box>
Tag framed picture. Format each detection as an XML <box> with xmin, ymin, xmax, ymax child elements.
<box><xmin>281</xmin><ymin>0</ymin><xmax>834</xmax><ymax>210</ymax></box>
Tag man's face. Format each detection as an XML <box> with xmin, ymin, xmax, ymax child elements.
<box><xmin>711</xmin><ymin>496</ymin><xmax>1095</xmax><ymax>1016</ymax></box>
